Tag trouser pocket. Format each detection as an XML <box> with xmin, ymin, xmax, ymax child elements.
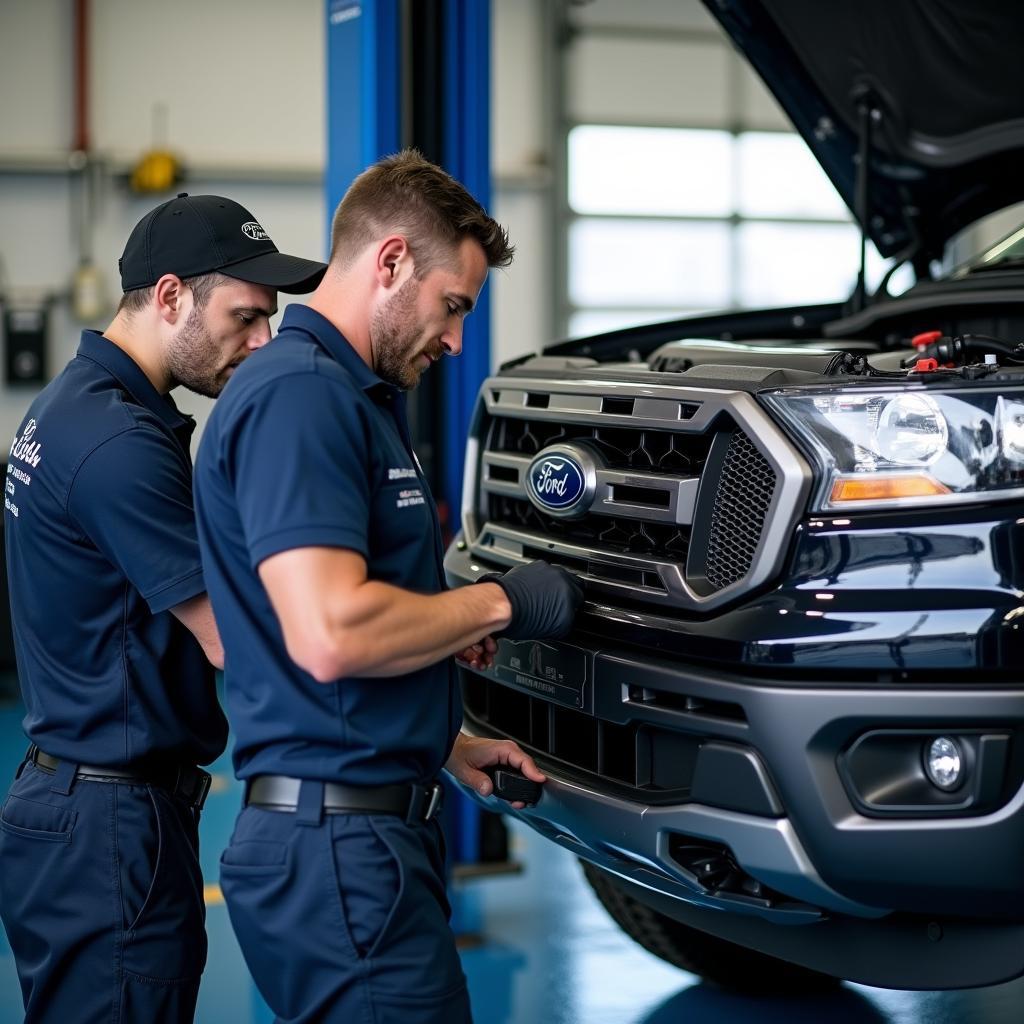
<box><xmin>331</xmin><ymin>815</ymin><xmax>404</xmax><ymax>960</ymax></box>
<box><xmin>0</xmin><ymin>792</ymin><xmax>76</xmax><ymax>841</ymax></box>
<box><xmin>115</xmin><ymin>785</ymin><xmax>207</xmax><ymax>982</ymax></box>
<box><xmin>344</xmin><ymin>816</ymin><xmax>469</xmax><ymax>1004</ymax></box>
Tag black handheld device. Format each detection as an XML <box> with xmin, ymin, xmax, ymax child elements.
<box><xmin>483</xmin><ymin>766</ymin><xmax>542</xmax><ymax>806</ymax></box>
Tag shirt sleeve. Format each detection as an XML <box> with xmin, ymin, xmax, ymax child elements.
<box><xmin>67</xmin><ymin>425</ymin><xmax>206</xmax><ymax>614</ymax></box>
<box><xmin>224</xmin><ymin>370</ymin><xmax>373</xmax><ymax>569</ymax></box>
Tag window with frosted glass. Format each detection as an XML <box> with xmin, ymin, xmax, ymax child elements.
<box><xmin>565</xmin><ymin>123</ymin><xmax>900</xmax><ymax>336</ymax></box>
<box><xmin>568</xmin><ymin>309</ymin><xmax>689</xmax><ymax>339</ymax></box>
<box><xmin>569</xmin><ymin>219</ymin><xmax>732</xmax><ymax>308</ymax></box>
<box><xmin>568</xmin><ymin>125</ymin><xmax>733</xmax><ymax>217</ymax></box>
<box><xmin>737</xmin><ymin>132</ymin><xmax>849</xmax><ymax>219</ymax></box>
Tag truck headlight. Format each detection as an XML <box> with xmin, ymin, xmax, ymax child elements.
<box><xmin>875</xmin><ymin>394</ymin><xmax>947</xmax><ymax>466</ymax></box>
<box><xmin>763</xmin><ymin>387</ymin><xmax>1024</xmax><ymax>511</ymax></box>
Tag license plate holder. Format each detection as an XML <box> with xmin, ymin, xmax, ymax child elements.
<box><xmin>489</xmin><ymin>638</ymin><xmax>589</xmax><ymax>710</ymax></box>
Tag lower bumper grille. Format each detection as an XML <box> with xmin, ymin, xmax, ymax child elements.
<box><xmin>462</xmin><ymin>668</ymin><xmax>701</xmax><ymax>799</ymax></box>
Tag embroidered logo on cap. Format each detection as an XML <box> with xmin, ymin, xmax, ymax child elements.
<box><xmin>241</xmin><ymin>222</ymin><xmax>269</xmax><ymax>241</ymax></box>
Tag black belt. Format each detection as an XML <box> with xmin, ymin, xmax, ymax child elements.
<box><xmin>27</xmin><ymin>747</ymin><xmax>212</xmax><ymax>811</ymax></box>
<box><xmin>245</xmin><ymin>775</ymin><xmax>444</xmax><ymax>824</ymax></box>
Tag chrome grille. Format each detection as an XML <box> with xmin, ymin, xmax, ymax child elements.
<box><xmin>463</xmin><ymin>376</ymin><xmax>810</xmax><ymax>612</ymax></box>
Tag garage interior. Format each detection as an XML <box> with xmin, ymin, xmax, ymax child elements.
<box><xmin>1</xmin><ymin>1</ymin><xmax>1023</xmax><ymax>1021</ymax></box>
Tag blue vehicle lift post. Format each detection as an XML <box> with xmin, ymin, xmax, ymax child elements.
<box><xmin>326</xmin><ymin>0</ymin><xmax>500</xmax><ymax>888</ymax></box>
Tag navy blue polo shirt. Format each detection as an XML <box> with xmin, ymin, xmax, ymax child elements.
<box><xmin>194</xmin><ymin>304</ymin><xmax>462</xmax><ymax>785</ymax></box>
<box><xmin>4</xmin><ymin>331</ymin><xmax>227</xmax><ymax>767</ymax></box>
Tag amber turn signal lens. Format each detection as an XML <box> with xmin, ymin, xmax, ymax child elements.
<box><xmin>830</xmin><ymin>475</ymin><xmax>951</xmax><ymax>503</ymax></box>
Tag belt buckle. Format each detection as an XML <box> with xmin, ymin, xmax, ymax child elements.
<box><xmin>193</xmin><ymin>770</ymin><xmax>212</xmax><ymax>811</ymax></box>
<box><xmin>175</xmin><ymin>766</ymin><xmax>213</xmax><ymax>811</ymax></box>
<box><xmin>423</xmin><ymin>782</ymin><xmax>444</xmax><ymax>822</ymax></box>
<box><xmin>405</xmin><ymin>782</ymin><xmax>444</xmax><ymax>824</ymax></box>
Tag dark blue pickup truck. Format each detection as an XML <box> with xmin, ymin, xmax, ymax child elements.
<box><xmin>444</xmin><ymin>0</ymin><xmax>1024</xmax><ymax>993</ymax></box>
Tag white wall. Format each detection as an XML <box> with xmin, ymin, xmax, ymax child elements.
<box><xmin>0</xmin><ymin>0</ymin><xmax>326</xmax><ymax>443</ymax></box>
<box><xmin>491</xmin><ymin>0</ymin><xmax>553</xmax><ymax>366</ymax></box>
<box><xmin>0</xmin><ymin>0</ymin><xmax>552</xmax><ymax>443</ymax></box>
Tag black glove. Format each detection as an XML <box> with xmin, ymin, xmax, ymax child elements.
<box><xmin>479</xmin><ymin>560</ymin><xmax>584</xmax><ymax>641</ymax></box>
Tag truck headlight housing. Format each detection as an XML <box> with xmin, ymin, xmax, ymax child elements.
<box><xmin>763</xmin><ymin>387</ymin><xmax>1024</xmax><ymax>510</ymax></box>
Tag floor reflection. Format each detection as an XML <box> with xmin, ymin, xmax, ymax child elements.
<box><xmin>639</xmin><ymin>984</ymin><xmax>888</xmax><ymax>1024</ymax></box>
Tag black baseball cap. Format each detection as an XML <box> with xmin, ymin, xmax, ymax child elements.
<box><xmin>119</xmin><ymin>193</ymin><xmax>327</xmax><ymax>294</ymax></box>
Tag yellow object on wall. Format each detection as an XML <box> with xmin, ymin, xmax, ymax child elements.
<box><xmin>129</xmin><ymin>149</ymin><xmax>182</xmax><ymax>193</ymax></box>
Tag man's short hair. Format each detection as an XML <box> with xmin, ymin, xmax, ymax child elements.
<box><xmin>329</xmin><ymin>149</ymin><xmax>514</xmax><ymax>276</ymax></box>
<box><xmin>116</xmin><ymin>271</ymin><xmax>227</xmax><ymax>317</ymax></box>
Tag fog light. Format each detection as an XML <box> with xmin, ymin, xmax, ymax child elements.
<box><xmin>924</xmin><ymin>736</ymin><xmax>963</xmax><ymax>790</ymax></box>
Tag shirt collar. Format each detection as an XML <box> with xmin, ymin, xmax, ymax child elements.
<box><xmin>278</xmin><ymin>304</ymin><xmax>399</xmax><ymax>399</ymax></box>
<box><xmin>76</xmin><ymin>330</ymin><xmax>194</xmax><ymax>437</ymax></box>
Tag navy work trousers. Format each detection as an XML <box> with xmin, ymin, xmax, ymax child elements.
<box><xmin>220</xmin><ymin>791</ymin><xmax>473</xmax><ymax>1024</ymax></box>
<box><xmin>0</xmin><ymin>761</ymin><xmax>207</xmax><ymax>1023</ymax></box>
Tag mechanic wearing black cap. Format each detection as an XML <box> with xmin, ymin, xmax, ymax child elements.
<box><xmin>193</xmin><ymin>151</ymin><xmax>583</xmax><ymax>1023</ymax></box>
<box><xmin>0</xmin><ymin>193</ymin><xmax>326</xmax><ymax>1023</ymax></box>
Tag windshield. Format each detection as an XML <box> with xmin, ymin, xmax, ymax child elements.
<box><xmin>961</xmin><ymin>224</ymin><xmax>1024</xmax><ymax>274</ymax></box>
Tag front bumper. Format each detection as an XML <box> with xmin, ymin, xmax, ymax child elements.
<box><xmin>446</xmin><ymin>540</ymin><xmax>1024</xmax><ymax>924</ymax></box>
<box><xmin>455</xmin><ymin>661</ymin><xmax>1024</xmax><ymax>987</ymax></box>
<box><xmin>455</xmin><ymin>715</ymin><xmax>1024</xmax><ymax>988</ymax></box>
<box><xmin>458</xmin><ymin>654</ymin><xmax>1024</xmax><ymax>917</ymax></box>
<box><xmin>459</xmin><ymin>716</ymin><xmax>882</xmax><ymax>922</ymax></box>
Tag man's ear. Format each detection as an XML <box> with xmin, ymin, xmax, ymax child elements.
<box><xmin>375</xmin><ymin>236</ymin><xmax>412</xmax><ymax>288</ymax></box>
<box><xmin>153</xmin><ymin>274</ymin><xmax>188</xmax><ymax>325</ymax></box>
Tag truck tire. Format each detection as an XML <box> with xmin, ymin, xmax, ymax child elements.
<box><xmin>581</xmin><ymin>859</ymin><xmax>839</xmax><ymax>994</ymax></box>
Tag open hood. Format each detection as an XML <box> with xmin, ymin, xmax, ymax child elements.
<box><xmin>702</xmin><ymin>0</ymin><xmax>1024</xmax><ymax>263</ymax></box>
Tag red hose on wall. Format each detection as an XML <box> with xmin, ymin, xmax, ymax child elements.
<box><xmin>73</xmin><ymin>0</ymin><xmax>88</xmax><ymax>152</ymax></box>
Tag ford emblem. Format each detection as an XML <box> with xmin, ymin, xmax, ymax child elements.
<box><xmin>526</xmin><ymin>448</ymin><xmax>591</xmax><ymax>516</ymax></box>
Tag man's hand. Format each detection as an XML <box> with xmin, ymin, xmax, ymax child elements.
<box><xmin>481</xmin><ymin>561</ymin><xmax>583</xmax><ymax>642</ymax></box>
<box><xmin>455</xmin><ymin>635</ymin><xmax>498</xmax><ymax>671</ymax></box>
<box><xmin>445</xmin><ymin>733</ymin><xmax>546</xmax><ymax>810</ymax></box>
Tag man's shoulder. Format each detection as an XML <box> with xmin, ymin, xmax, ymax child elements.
<box><xmin>219</xmin><ymin>329</ymin><xmax>365</xmax><ymax>411</ymax></box>
<box><xmin>13</xmin><ymin>358</ymin><xmax>159</xmax><ymax>468</ymax></box>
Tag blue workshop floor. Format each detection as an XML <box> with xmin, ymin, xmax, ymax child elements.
<box><xmin>0</xmin><ymin>698</ymin><xmax>1022</xmax><ymax>1023</ymax></box>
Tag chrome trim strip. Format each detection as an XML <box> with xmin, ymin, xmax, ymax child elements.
<box><xmin>594</xmin><ymin>470</ymin><xmax>698</xmax><ymax>525</ymax></box>
<box><xmin>481</xmin><ymin>450</ymin><xmax>700</xmax><ymax>525</ymax></box>
<box><xmin>477</xmin><ymin>522</ymin><xmax>678</xmax><ymax>601</ymax></box>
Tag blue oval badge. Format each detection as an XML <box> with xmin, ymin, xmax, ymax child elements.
<box><xmin>527</xmin><ymin>454</ymin><xmax>586</xmax><ymax>511</ymax></box>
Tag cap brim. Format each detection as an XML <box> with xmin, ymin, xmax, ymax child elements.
<box><xmin>220</xmin><ymin>251</ymin><xmax>328</xmax><ymax>293</ymax></box>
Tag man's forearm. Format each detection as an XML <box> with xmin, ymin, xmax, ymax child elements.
<box><xmin>261</xmin><ymin>547</ymin><xmax>580</xmax><ymax>683</ymax></box>
<box><xmin>317</xmin><ymin>579</ymin><xmax>511</xmax><ymax>679</ymax></box>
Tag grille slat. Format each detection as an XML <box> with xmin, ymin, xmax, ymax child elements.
<box><xmin>488</xmin><ymin>417</ymin><xmax>709</xmax><ymax>475</ymax></box>
<box><xmin>489</xmin><ymin>495</ymin><xmax>689</xmax><ymax>561</ymax></box>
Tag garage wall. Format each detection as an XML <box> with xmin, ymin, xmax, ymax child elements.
<box><xmin>0</xmin><ymin>0</ymin><xmax>547</xmax><ymax>444</ymax></box>
<box><xmin>490</xmin><ymin>0</ymin><xmax>553</xmax><ymax>365</ymax></box>
<box><xmin>0</xmin><ymin>0</ymin><xmax>326</xmax><ymax>443</ymax></box>
<box><xmin>563</xmin><ymin>0</ymin><xmax>789</xmax><ymax>131</ymax></box>
<box><xmin>1</xmin><ymin>0</ymin><xmax>1021</xmax><ymax>444</ymax></box>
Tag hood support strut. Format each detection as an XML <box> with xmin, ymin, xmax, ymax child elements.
<box><xmin>851</xmin><ymin>84</ymin><xmax>879</xmax><ymax>313</ymax></box>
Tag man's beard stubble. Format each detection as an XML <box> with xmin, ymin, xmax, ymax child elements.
<box><xmin>370</xmin><ymin>276</ymin><xmax>431</xmax><ymax>391</ymax></box>
<box><xmin>165</xmin><ymin>305</ymin><xmax>230</xmax><ymax>399</ymax></box>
